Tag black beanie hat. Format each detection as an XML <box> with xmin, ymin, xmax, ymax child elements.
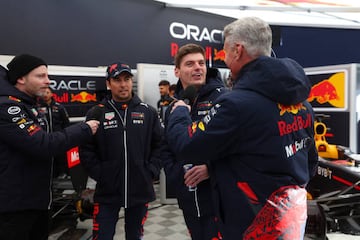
<box><xmin>7</xmin><ymin>54</ymin><xmax>47</xmax><ymax>85</ymax></box>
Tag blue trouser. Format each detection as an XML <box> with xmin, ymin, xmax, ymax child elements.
<box><xmin>92</xmin><ymin>202</ymin><xmax>148</xmax><ymax>240</ymax></box>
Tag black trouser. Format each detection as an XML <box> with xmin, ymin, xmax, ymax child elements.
<box><xmin>183</xmin><ymin>213</ymin><xmax>222</xmax><ymax>240</ymax></box>
<box><xmin>92</xmin><ymin>202</ymin><xmax>148</xmax><ymax>240</ymax></box>
<box><xmin>0</xmin><ymin>210</ymin><xmax>49</xmax><ymax>240</ymax></box>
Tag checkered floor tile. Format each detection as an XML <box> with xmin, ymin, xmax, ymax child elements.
<box><xmin>50</xmin><ymin>183</ymin><xmax>359</xmax><ymax>240</ymax></box>
<box><xmin>73</xmin><ymin>183</ymin><xmax>191</xmax><ymax>240</ymax></box>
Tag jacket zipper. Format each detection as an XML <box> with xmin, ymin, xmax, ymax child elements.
<box><xmin>190</xmin><ymin>95</ymin><xmax>201</xmax><ymax>217</ymax></box>
<box><xmin>109</xmin><ymin>100</ymin><xmax>128</xmax><ymax>208</ymax></box>
<box><xmin>48</xmin><ymin>105</ymin><xmax>53</xmax><ymax>132</ymax></box>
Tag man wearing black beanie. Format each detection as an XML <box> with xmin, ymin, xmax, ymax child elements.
<box><xmin>7</xmin><ymin>54</ymin><xmax>48</xmax><ymax>85</ymax></box>
<box><xmin>0</xmin><ymin>54</ymin><xmax>100</xmax><ymax>240</ymax></box>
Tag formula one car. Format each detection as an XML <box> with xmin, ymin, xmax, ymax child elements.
<box><xmin>305</xmin><ymin>114</ymin><xmax>360</xmax><ymax>239</ymax></box>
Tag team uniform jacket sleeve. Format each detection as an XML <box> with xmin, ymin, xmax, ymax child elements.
<box><xmin>304</xmin><ymin>102</ymin><xmax>318</xmax><ymax>179</ymax></box>
<box><xmin>166</xmin><ymin>99</ymin><xmax>240</xmax><ymax>163</ymax></box>
<box><xmin>307</xmin><ymin>140</ymin><xmax>318</xmax><ymax>178</ymax></box>
<box><xmin>161</xmin><ymin>101</ymin><xmax>183</xmax><ymax>186</ymax></box>
<box><xmin>78</xmin><ymin>110</ymin><xmax>101</xmax><ymax>181</ymax></box>
<box><xmin>79</xmin><ymin>136</ymin><xmax>100</xmax><ymax>181</ymax></box>
<box><xmin>0</xmin><ymin>102</ymin><xmax>92</xmax><ymax>159</ymax></box>
<box><xmin>146</xmin><ymin>109</ymin><xmax>163</xmax><ymax>180</ymax></box>
<box><xmin>161</xmin><ymin>137</ymin><xmax>180</xmax><ymax>184</ymax></box>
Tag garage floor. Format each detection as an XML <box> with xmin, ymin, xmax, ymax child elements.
<box><xmin>49</xmin><ymin>184</ymin><xmax>360</xmax><ymax>240</ymax></box>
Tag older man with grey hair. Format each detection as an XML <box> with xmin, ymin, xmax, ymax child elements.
<box><xmin>166</xmin><ymin>17</ymin><xmax>318</xmax><ymax>239</ymax></box>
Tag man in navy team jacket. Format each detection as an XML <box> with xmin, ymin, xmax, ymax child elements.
<box><xmin>166</xmin><ymin>17</ymin><xmax>318</xmax><ymax>240</ymax></box>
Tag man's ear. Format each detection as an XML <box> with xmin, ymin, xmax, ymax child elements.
<box><xmin>17</xmin><ymin>76</ymin><xmax>25</xmax><ymax>85</ymax></box>
<box><xmin>174</xmin><ymin>67</ymin><xmax>180</xmax><ymax>78</ymax></box>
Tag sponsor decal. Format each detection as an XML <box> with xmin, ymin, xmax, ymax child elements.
<box><xmin>7</xmin><ymin>106</ymin><xmax>21</xmax><ymax>115</ymax></box>
<box><xmin>27</xmin><ymin>124</ymin><xmax>41</xmax><ymax>136</ymax></box>
<box><xmin>213</xmin><ymin>48</ymin><xmax>226</xmax><ymax>61</ymax></box>
<box><xmin>67</xmin><ymin>146</ymin><xmax>80</xmax><ymax>168</ymax></box>
<box><xmin>198</xmin><ymin>121</ymin><xmax>205</xmax><ymax>131</ymax></box>
<box><xmin>132</xmin><ymin>120</ymin><xmax>143</xmax><ymax>124</ymax></box>
<box><xmin>8</xmin><ymin>96</ymin><xmax>21</xmax><ymax>102</ymax></box>
<box><xmin>131</xmin><ymin>112</ymin><xmax>145</xmax><ymax>119</ymax></box>
<box><xmin>121</xmin><ymin>104</ymin><xmax>128</xmax><ymax>110</ymax></box>
<box><xmin>93</xmin><ymin>203</ymin><xmax>100</xmax><ymax>231</ymax></box>
<box><xmin>317</xmin><ymin>166</ymin><xmax>332</xmax><ymax>179</ymax></box>
<box><xmin>131</xmin><ymin>110</ymin><xmax>144</xmax><ymax>124</ymax></box>
<box><xmin>104</xmin><ymin>124</ymin><xmax>118</xmax><ymax>129</ymax></box>
<box><xmin>285</xmin><ymin>138</ymin><xmax>309</xmax><ymax>157</ymax></box>
<box><xmin>187</xmin><ymin>104</ymin><xmax>220</xmax><ymax>137</ymax></box>
<box><xmin>53</xmin><ymin>92</ymin><xmax>69</xmax><ymax>103</ymax></box>
<box><xmin>171</xmin><ymin>43</ymin><xmax>226</xmax><ymax>64</ymax></box>
<box><xmin>71</xmin><ymin>91</ymin><xmax>97</xmax><ymax>103</ymax></box>
<box><xmin>31</xmin><ymin>108</ymin><xmax>39</xmax><ymax>116</ymax></box>
<box><xmin>37</xmin><ymin>107</ymin><xmax>48</xmax><ymax>114</ymax></box>
<box><xmin>278</xmin><ymin>103</ymin><xmax>307</xmax><ymax>116</ymax></box>
<box><xmin>197</xmin><ymin>101</ymin><xmax>212</xmax><ymax>109</ymax></box>
<box><xmin>105</xmin><ymin>112</ymin><xmax>115</xmax><ymax>120</ymax></box>
<box><xmin>16</xmin><ymin>118</ymin><xmax>26</xmax><ymax>125</ymax></box>
<box><xmin>187</xmin><ymin>121</ymin><xmax>206</xmax><ymax>137</ymax></box>
<box><xmin>197</xmin><ymin>110</ymin><xmax>208</xmax><ymax>116</ymax></box>
<box><xmin>278</xmin><ymin>114</ymin><xmax>312</xmax><ymax>136</ymax></box>
<box><xmin>12</xmin><ymin>114</ymin><xmax>26</xmax><ymax>122</ymax></box>
<box><xmin>50</xmin><ymin>79</ymin><xmax>96</xmax><ymax>91</ymax></box>
<box><xmin>307</xmin><ymin>72</ymin><xmax>345</xmax><ymax>108</ymax></box>
<box><xmin>202</xmin><ymin>104</ymin><xmax>220</xmax><ymax>125</ymax></box>
<box><xmin>188</xmin><ymin>122</ymin><xmax>197</xmax><ymax>137</ymax></box>
<box><xmin>18</xmin><ymin>118</ymin><xmax>35</xmax><ymax>130</ymax></box>
<box><xmin>197</xmin><ymin>101</ymin><xmax>212</xmax><ymax>116</ymax></box>
<box><xmin>169</xmin><ymin>22</ymin><xmax>223</xmax><ymax>43</ymax></box>
<box><xmin>103</xmin><ymin>120</ymin><xmax>118</xmax><ymax>129</ymax></box>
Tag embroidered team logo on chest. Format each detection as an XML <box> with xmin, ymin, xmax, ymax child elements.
<box><xmin>131</xmin><ymin>112</ymin><xmax>144</xmax><ymax>124</ymax></box>
<box><xmin>104</xmin><ymin>112</ymin><xmax>118</xmax><ymax>129</ymax></box>
<box><xmin>105</xmin><ymin>112</ymin><xmax>115</xmax><ymax>120</ymax></box>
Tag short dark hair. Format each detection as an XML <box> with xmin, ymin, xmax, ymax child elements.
<box><xmin>169</xmin><ymin>84</ymin><xmax>177</xmax><ymax>91</ymax></box>
<box><xmin>158</xmin><ymin>80</ymin><xmax>170</xmax><ymax>86</ymax></box>
<box><xmin>174</xmin><ymin>44</ymin><xmax>206</xmax><ymax>68</ymax></box>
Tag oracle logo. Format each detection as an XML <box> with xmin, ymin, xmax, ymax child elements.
<box><xmin>49</xmin><ymin>80</ymin><xmax>96</xmax><ymax>91</ymax></box>
<box><xmin>169</xmin><ymin>22</ymin><xmax>223</xmax><ymax>44</ymax></box>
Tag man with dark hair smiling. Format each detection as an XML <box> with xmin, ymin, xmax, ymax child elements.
<box><xmin>162</xmin><ymin>43</ymin><xmax>226</xmax><ymax>240</ymax></box>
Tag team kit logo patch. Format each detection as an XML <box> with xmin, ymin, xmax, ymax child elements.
<box><xmin>131</xmin><ymin>112</ymin><xmax>144</xmax><ymax>124</ymax></box>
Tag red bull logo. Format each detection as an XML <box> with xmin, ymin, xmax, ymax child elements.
<box><xmin>308</xmin><ymin>80</ymin><xmax>338</xmax><ymax>103</ymax></box>
<box><xmin>307</xmin><ymin>72</ymin><xmax>345</xmax><ymax>108</ymax></box>
<box><xmin>53</xmin><ymin>92</ymin><xmax>69</xmax><ymax>103</ymax></box>
<box><xmin>71</xmin><ymin>91</ymin><xmax>97</xmax><ymax>103</ymax></box>
<box><xmin>278</xmin><ymin>103</ymin><xmax>307</xmax><ymax>116</ymax></box>
<box><xmin>278</xmin><ymin>114</ymin><xmax>312</xmax><ymax>136</ymax></box>
<box><xmin>188</xmin><ymin>122</ymin><xmax>198</xmax><ymax>137</ymax></box>
<box><xmin>213</xmin><ymin>48</ymin><xmax>225</xmax><ymax>61</ymax></box>
<box><xmin>170</xmin><ymin>43</ymin><xmax>226</xmax><ymax>63</ymax></box>
<box><xmin>27</xmin><ymin>124</ymin><xmax>41</xmax><ymax>136</ymax></box>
